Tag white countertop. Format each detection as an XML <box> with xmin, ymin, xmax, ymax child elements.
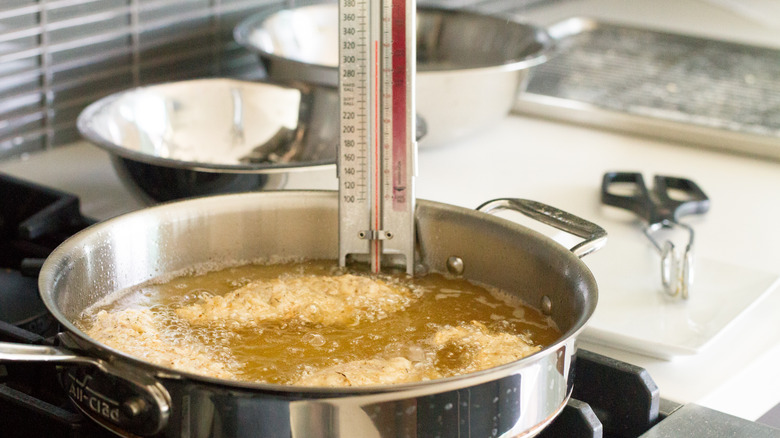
<box><xmin>3</xmin><ymin>0</ymin><xmax>780</xmax><ymax>425</ymax></box>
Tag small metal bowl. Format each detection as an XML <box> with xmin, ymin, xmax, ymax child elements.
<box><xmin>235</xmin><ymin>3</ymin><xmax>552</xmax><ymax>148</ymax></box>
<box><xmin>77</xmin><ymin>78</ymin><xmax>340</xmax><ymax>203</ymax></box>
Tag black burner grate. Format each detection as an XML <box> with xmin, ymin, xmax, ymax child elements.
<box><xmin>0</xmin><ymin>173</ymin><xmax>93</xmax><ymax>335</ymax></box>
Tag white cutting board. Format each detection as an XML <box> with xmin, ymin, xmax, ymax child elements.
<box><xmin>576</xmin><ymin>219</ymin><xmax>780</xmax><ymax>360</ymax></box>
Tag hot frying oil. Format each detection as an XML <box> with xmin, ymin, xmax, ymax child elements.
<box><xmin>79</xmin><ymin>260</ymin><xmax>560</xmax><ymax>384</ymax></box>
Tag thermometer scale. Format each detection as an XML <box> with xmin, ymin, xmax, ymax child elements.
<box><xmin>338</xmin><ymin>0</ymin><xmax>416</xmax><ymax>274</ymax></box>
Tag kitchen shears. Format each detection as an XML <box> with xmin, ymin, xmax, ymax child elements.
<box><xmin>601</xmin><ymin>172</ymin><xmax>710</xmax><ymax>299</ymax></box>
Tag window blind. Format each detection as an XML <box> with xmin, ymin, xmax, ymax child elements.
<box><xmin>0</xmin><ymin>0</ymin><xmax>284</xmax><ymax>159</ymax></box>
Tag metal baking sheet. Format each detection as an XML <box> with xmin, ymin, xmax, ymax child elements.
<box><xmin>514</xmin><ymin>18</ymin><xmax>780</xmax><ymax>160</ymax></box>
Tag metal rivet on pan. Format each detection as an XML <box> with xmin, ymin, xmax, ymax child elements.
<box><xmin>122</xmin><ymin>397</ymin><xmax>147</xmax><ymax>418</ymax></box>
<box><xmin>541</xmin><ymin>295</ymin><xmax>552</xmax><ymax>315</ymax></box>
<box><xmin>446</xmin><ymin>256</ymin><xmax>464</xmax><ymax>275</ymax></box>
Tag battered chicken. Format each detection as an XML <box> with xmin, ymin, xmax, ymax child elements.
<box><xmin>176</xmin><ymin>273</ymin><xmax>415</xmax><ymax>327</ymax></box>
<box><xmin>86</xmin><ymin>308</ymin><xmax>239</xmax><ymax>379</ymax></box>
<box><xmin>292</xmin><ymin>322</ymin><xmax>540</xmax><ymax>387</ymax></box>
<box><xmin>295</xmin><ymin>357</ymin><xmax>418</xmax><ymax>387</ymax></box>
<box><xmin>433</xmin><ymin>321</ymin><xmax>540</xmax><ymax>375</ymax></box>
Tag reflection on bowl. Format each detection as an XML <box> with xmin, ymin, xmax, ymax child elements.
<box><xmin>235</xmin><ymin>3</ymin><xmax>552</xmax><ymax>148</ymax></box>
<box><xmin>77</xmin><ymin>79</ymin><xmax>339</xmax><ymax>203</ymax></box>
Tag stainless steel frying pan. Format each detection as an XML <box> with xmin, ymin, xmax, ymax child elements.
<box><xmin>0</xmin><ymin>191</ymin><xmax>604</xmax><ymax>437</ymax></box>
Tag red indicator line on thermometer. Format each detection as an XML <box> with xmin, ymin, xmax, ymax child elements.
<box><xmin>392</xmin><ymin>0</ymin><xmax>406</xmax><ymax>211</ymax></box>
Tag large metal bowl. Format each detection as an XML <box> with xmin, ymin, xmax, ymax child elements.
<box><xmin>77</xmin><ymin>78</ymin><xmax>340</xmax><ymax>203</ymax></box>
<box><xmin>235</xmin><ymin>3</ymin><xmax>552</xmax><ymax>148</ymax></box>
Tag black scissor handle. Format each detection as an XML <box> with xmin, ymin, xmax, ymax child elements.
<box><xmin>601</xmin><ymin>171</ymin><xmax>653</xmax><ymax>221</ymax></box>
<box><xmin>652</xmin><ymin>175</ymin><xmax>710</xmax><ymax>220</ymax></box>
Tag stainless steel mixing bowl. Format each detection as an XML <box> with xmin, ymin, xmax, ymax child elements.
<box><xmin>234</xmin><ymin>3</ymin><xmax>552</xmax><ymax>148</ymax></box>
<box><xmin>77</xmin><ymin>78</ymin><xmax>339</xmax><ymax>203</ymax></box>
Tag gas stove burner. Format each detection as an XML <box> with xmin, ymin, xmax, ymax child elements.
<box><xmin>0</xmin><ymin>173</ymin><xmax>93</xmax><ymax>335</ymax></box>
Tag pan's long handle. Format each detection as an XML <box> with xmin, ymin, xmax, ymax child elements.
<box><xmin>0</xmin><ymin>341</ymin><xmax>101</xmax><ymax>365</ymax></box>
<box><xmin>0</xmin><ymin>340</ymin><xmax>171</xmax><ymax>436</ymax></box>
<box><xmin>476</xmin><ymin>198</ymin><xmax>607</xmax><ymax>258</ymax></box>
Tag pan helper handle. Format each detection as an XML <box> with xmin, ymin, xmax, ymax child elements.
<box><xmin>477</xmin><ymin>198</ymin><xmax>607</xmax><ymax>258</ymax></box>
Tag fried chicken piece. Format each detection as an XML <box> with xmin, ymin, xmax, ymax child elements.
<box><xmin>86</xmin><ymin>308</ymin><xmax>239</xmax><ymax>379</ymax></box>
<box><xmin>176</xmin><ymin>273</ymin><xmax>415</xmax><ymax>327</ymax></box>
<box><xmin>294</xmin><ymin>322</ymin><xmax>540</xmax><ymax>387</ymax></box>
<box><xmin>295</xmin><ymin>357</ymin><xmax>418</xmax><ymax>387</ymax></box>
<box><xmin>433</xmin><ymin>321</ymin><xmax>540</xmax><ymax>374</ymax></box>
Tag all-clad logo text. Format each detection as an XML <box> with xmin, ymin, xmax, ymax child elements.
<box><xmin>67</xmin><ymin>372</ymin><xmax>121</xmax><ymax>422</ymax></box>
